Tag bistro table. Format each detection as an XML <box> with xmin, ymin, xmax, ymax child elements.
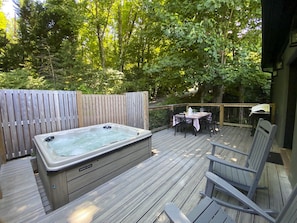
<box><xmin>173</xmin><ymin>112</ymin><xmax>211</xmax><ymax>133</ymax></box>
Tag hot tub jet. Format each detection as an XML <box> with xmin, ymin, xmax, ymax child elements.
<box><xmin>45</xmin><ymin>136</ymin><xmax>55</xmax><ymax>142</ymax></box>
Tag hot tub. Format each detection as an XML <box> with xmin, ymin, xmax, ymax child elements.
<box><xmin>33</xmin><ymin>123</ymin><xmax>152</xmax><ymax>210</ymax></box>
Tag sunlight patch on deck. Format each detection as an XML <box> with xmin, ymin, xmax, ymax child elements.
<box><xmin>67</xmin><ymin>202</ymin><xmax>99</xmax><ymax>223</ymax></box>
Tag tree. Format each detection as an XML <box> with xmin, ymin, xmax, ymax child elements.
<box><xmin>16</xmin><ymin>0</ymin><xmax>84</xmax><ymax>88</ymax></box>
<box><xmin>141</xmin><ymin>0</ymin><xmax>266</xmax><ymax>102</ymax></box>
<box><xmin>0</xmin><ymin>68</ymin><xmax>46</xmax><ymax>89</ymax></box>
<box><xmin>0</xmin><ymin>0</ymin><xmax>269</xmax><ymax>104</ymax></box>
<box><xmin>80</xmin><ymin>0</ymin><xmax>115</xmax><ymax>69</ymax></box>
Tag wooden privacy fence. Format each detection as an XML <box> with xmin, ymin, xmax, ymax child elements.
<box><xmin>79</xmin><ymin>91</ymin><xmax>149</xmax><ymax>129</ymax></box>
<box><xmin>79</xmin><ymin>93</ymin><xmax>127</xmax><ymax>126</ymax></box>
<box><xmin>0</xmin><ymin>90</ymin><xmax>149</xmax><ymax>162</ymax></box>
<box><xmin>0</xmin><ymin>90</ymin><xmax>78</xmax><ymax>162</ymax></box>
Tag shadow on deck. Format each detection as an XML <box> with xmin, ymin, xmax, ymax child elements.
<box><xmin>0</xmin><ymin>126</ymin><xmax>292</xmax><ymax>222</ymax></box>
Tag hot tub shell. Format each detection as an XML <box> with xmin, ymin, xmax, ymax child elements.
<box><xmin>34</xmin><ymin>123</ymin><xmax>152</xmax><ymax>210</ymax></box>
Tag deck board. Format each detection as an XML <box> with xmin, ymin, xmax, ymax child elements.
<box><xmin>35</xmin><ymin>126</ymin><xmax>292</xmax><ymax>222</ymax></box>
<box><xmin>0</xmin><ymin>126</ymin><xmax>292</xmax><ymax>222</ymax></box>
<box><xmin>0</xmin><ymin>157</ymin><xmax>45</xmax><ymax>222</ymax></box>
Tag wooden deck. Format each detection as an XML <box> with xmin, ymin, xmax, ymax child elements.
<box><xmin>0</xmin><ymin>126</ymin><xmax>293</xmax><ymax>222</ymax></box>
<box><xmin>0</xmin><ymin>157</ymin><xmax>45</xmax><ymax>222</ymax></box>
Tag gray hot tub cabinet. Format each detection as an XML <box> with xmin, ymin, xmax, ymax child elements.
<box><xmin>36</xmin><ymin>137</ymin><xmax>152</xmax><ymax>210</ymax></box>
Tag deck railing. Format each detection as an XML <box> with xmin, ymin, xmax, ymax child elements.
<box><xmin>149</xmin><ymin>103</ymin><xmax>275</xmax><ymax>132</ymax></box>
<box><xmin>0</xmin><ymin>88</ymin><xmax>275</xmax><ymax>163</ymax></box>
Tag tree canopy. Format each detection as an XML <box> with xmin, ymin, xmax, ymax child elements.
<box><xmin>0</xmin><ymin>0</ymin><xmax>271</xmax><ymax>103</ymax></box>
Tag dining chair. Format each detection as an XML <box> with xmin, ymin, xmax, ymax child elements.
<box><xmin>174</xmin><ymin>114</ymin><xmax>194</xmax><ymax>138</ymax></box>
<box><xmin>199</xmin><ymin>114</ymin><xmax>213</xmax><ymax>137</ymax></box>
<box><xmin>210</xmin><ymin>107</ymin><xmax>220</xmax><ymax>133</ymax></box>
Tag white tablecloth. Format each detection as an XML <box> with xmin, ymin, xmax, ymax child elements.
<box><xmin>173</xmin><ymin>112</ymin><xmax>211</xmax><ymax>131</ymax></box>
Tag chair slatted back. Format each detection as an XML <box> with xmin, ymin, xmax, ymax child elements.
<box><xmin>245</xmin><ymin>119</ymin><xmax>277</xmax><ymax>198</ymax></box>
<box><xmin>247</xmin><ymin>119</ymin><xmax>277</xmax><ymax>171</ymax></box>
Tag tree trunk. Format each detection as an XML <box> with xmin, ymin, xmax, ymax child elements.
<box><xmin>215</xmin><ymin>85</ymin><xmax>225</xmax><ymax>103</ymax></box>
<box><xmin>118</xmin><ymin>4</ymin><xmax>124</xmax><ymax>72</ymax></box>
<box><xmin>96</xmin><ymin>26</ymin><xmax>106</xmax><ymax>69</ymax></box>
<box><xmin>95</xmin><ymin>1</ymin><xmax>107</xmax><ymax>69</ymax></box>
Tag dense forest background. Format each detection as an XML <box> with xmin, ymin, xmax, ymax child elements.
<box><xmin>0</xmin><ymin>0</ymin><xmax>270</xmax><ymax>103</ymax></box>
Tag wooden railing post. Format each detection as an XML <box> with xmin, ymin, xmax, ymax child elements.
<box><xmin>76</xmin><ymin>91</ymin><xmax>84</xmax><ymax>127</ymax></box>
<box><xmin>219</xmin><ymin>104</ymin><xmax>224</xmax><ymax>127</ymax></box>
<box><xmin>143</xmin><ymin>91</ymin><xmax>149</xmax><ymax>130</ymax></box>
<box><xmin>169</xmin><ymin>105</ymin><xmax>174</xmax><ymax>127</ymax></box>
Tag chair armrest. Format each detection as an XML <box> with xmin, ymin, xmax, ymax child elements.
<box><xmin>210</xmin><ymin>141</ymin><xmax>249</xmax><ymax>156</ymax></box>
<box><xmin>207</xmin><ymin>155</ymin><xmax>257</xmax><ymax>173</ymax></box>
<box><xmin>164</xmin><ymin>203</ymin><xmax>191</xmax><ymax>223</ymax></box>
<box><xmin>205</xmin><ymin>172</ymin><xmax>275</xmax><ymax>223</ymax></box>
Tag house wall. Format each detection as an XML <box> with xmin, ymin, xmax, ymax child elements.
<box><xmin>271</xmin><ymin>66</ymin><xmax>289</xmax><ymax>146</ymax></box>
<box><xmin>272</xmin><ymin>43</ymin><xmax>297</xmax><ymax>185</ymax></box>
<box><xmin>292</xmin><ymin>102</ymin><xmax>297</xmax><ymax>185</ymax></box>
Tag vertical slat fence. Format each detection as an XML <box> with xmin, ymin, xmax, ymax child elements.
<box><xmin>0</xmin><ymin>90</ymin><xmax>148</xmax><ymax>162</ymax></box>
<box><xmin>80</xmin><ymin>92</ymin><xmax>148</xmax><ymax>129</ymax></box>
<box><xmin>0</xmin><ymin>90</ymin><xmax>79</xmax><ymax>161</ymax></box>
<box><xmin>80</xmin><ymin>94</ymin><xmax>127</xmax><ymax>127</ymax></box>
<box><xmin>126</xmin><ymin>91</ymin><xmax>149</xmax><ymax>129</ymax></box>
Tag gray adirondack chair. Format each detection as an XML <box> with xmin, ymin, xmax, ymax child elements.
<box><xmin>206</xmin><ymin>118</ymin><xmax>277</xmax><ymax>203</ymax></box>
<box><xmin>164</xmin><ymin>172</ymin><xmax>296</xmax><ymax>223</ymax></box>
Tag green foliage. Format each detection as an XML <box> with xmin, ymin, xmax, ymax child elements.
<box><xmin>148</xmin><ymin>0</ymin><xmax>266</xmax><ymax>102</ymax></box>
<box><xmin>149</xmin><ymin>109</ymin><xmax>169</xmax><ymax>130</ymax></box>
<box><xmin>0</xmin><ymin>11</ymin><xmax>7</xmax><ymax>30</ymax></box>
<box><xmin>0</xmin><ymin>40</ymin><xmax>24</xmax><ymax>71</ymax></box>
<box><xmin>0</xmin><ymin>68</ymin><xmax>47</xmax><ymax>89</ymax></box>
<box><xmin>0</xmin><ymin>0</ymin><xmax>270</xmax><ymax>104</ymax></box>
<box><xmin>76</xmin><ymin>68</ymin><xmax>125</xmax><ymax>94</ymax></box>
